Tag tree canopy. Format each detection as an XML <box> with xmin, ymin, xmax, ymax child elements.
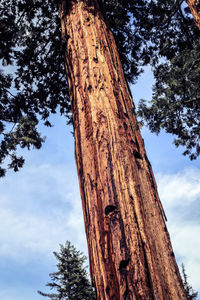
<box><xmin>138</xmin><ymin>39</ymin><xmax>200</xmax><ymax>159</ymax></box>
<box><xmin>137</xmin><ymin>1</ymin><xmax>200</xmax><ymax>159</ymax></box>
<box><xmin>0</xmin><ymin>0</ymin><xmax>200</xmax><ymax>176</ymax></box>
<box><xmin>38</xmin><ymin>241</ymin><xmax>96</xmax><ymax>300</ymax></box>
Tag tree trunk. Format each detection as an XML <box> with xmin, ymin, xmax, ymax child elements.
<box><xmin>187</xmin><ymin>0</ymin><xmax>200</xmax><ymax>30</ymax></box>
<box><xmin>59</xmin><ymin>0</ymin><xmax>187</xmax><ymax>299</ymax></box>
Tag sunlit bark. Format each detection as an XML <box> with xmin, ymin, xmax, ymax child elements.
<box><xmin>187</xmin><ymin>0</ymin><xmax>200</xmax><ymax>29</ymax></box>
<box><xmin>59</xmin><ymin>0</ymin><xmax>187</xmax><ymax>299</ymax></box>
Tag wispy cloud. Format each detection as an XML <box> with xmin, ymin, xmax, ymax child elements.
<box><xmin>157</xmin><ymin>167</ymin><xmax>200</xmax><ymax>207</ymax></box>
<box><xmin>0</xmin><ymin>162</ymin><xmax>87</xmax><ymax>263</ymax></box>
<box><xmin>157</xmin><ymin>167</ymin><xmax>200</xmax><ymax>292</ymax></box>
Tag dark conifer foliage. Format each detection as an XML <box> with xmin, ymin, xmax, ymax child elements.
<box><xmin>138</xmin><ymin>40</ymin><xmax>200</xmax><ymax>159</ymax></box>
<box><xmin>137</xmin><ymin>0</ymin><xmax>200</xmax><ymax>159</ymax></box>
<box><xmin>0</xmin><ymin>0</ymin><xmax>71</xmax><ymax>175</ymax></box>
<box><xmin>181</xmin><ymin>264</ymin><xmax>198</xmax><ymax>299</ymax></box>
<box><xmin>38</xmin><ymin>241</ymin><xmax>96</xmax><ymax>300</ymax></box>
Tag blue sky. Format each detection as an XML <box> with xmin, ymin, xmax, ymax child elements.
<box><xmin>0</xmin><ymin>67</ymin><xmax>199</xmax><ymax>299</ymax></box>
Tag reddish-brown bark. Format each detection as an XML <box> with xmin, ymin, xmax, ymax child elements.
<box><xmin>59</xmin><ymin>0</ymin><xmax>187</xmax><ymax>299</ymax></box>
<box><xmin>187</xmin><ymin>0</ymin><xmax>200</xmax><ymax>29</ymax></box>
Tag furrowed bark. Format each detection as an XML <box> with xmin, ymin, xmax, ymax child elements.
<box><xmin>59</xmin><ymin>0</ymin><xmax>187</xmax><ymax>299</ymax></box>
<box><xmin>187</xmin><ymin>0</ymin><xmax>200</xmax><ymax>29</ymax></box>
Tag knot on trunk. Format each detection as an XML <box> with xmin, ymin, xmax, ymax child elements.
<box><xmin>105</xmin><ymin>205</ymin><xmax>117</xmax><ymax>216</ymax></box>
<box><xmin>133</xmin><ymin>150</ymin><xmax>142</xmax><ymax>159</ymax></box>
<box><xmin>119</xmin><ymin>259</ymin><xmax>130</xmax><ymax>274</ymax></box>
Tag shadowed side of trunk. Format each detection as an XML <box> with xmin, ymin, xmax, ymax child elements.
<box><xmin>59</xmin><ymin>0</ymin><xmax>187</xmax><ymax>299</ymax></box>
<box><xmin>187</xmin><ymin>0</ymin><xmax>200</xmax><ymax>29</ymax></box>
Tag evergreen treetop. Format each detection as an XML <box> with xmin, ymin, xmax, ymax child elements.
<box><xmin>38</xmin><ymin>241</ymin><xmax>96</xmax><ymax>300</ymax></box>
<box><xmin>181</xmin><ymin>264</ymin><xmax>198</xmax><ymax>300</ymax></box>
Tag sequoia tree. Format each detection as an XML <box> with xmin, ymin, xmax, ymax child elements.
<box><xmin>58</xmin><ymin>0</ymin><xmax>187</xmax><ymax>298</ymax></box>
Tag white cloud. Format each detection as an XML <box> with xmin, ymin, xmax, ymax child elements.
<box><xmin>169</xmin><ymin>224</ymin><xmax>200</xmax><ymax>290</ymax></box>
<box><xmin>0</xmin><ymin>162</ymin><xmax>87</xmax><ymax>263</ymax></box>
<box><xmin>157</xmin><ymin>167</ymin><xmax>200</xmax><ymax>207</ymax></box>
<box><xmin>156</xmin><ymin>167</ymin><xmax>200</xmax><ymax>293</ymax></box>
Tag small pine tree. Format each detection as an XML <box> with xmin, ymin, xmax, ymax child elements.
<box><xmin>38</xmin><ymin>241</ymin><xmax>96</xmax><ymax>300</ymax></box>
<box><xmin>181</xmin><ymin>264</ymin><xmax>198</xmax><ymax>300</ymax></box>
